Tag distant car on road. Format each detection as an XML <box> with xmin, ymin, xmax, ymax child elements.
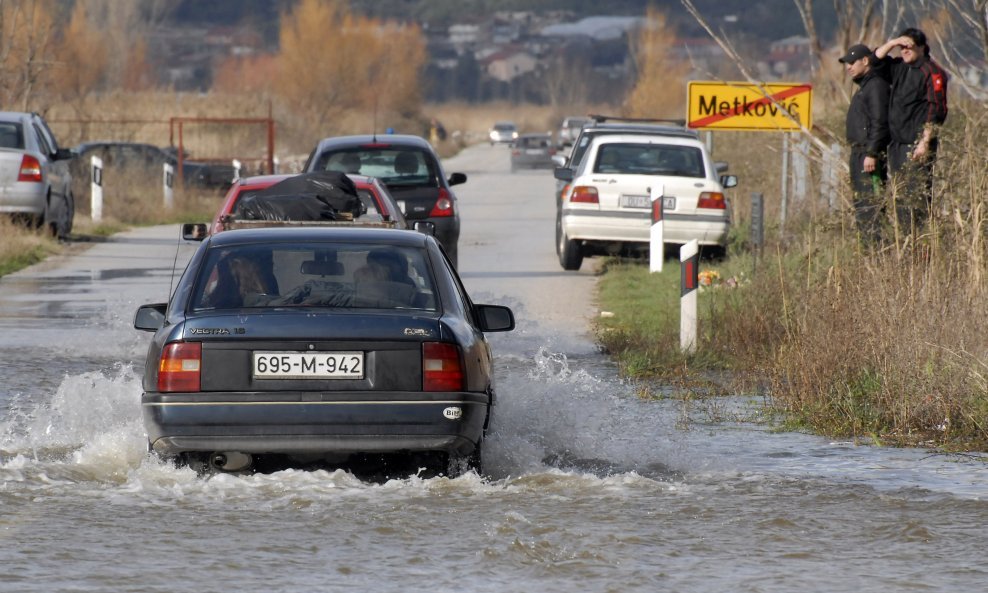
<box><xmin>0</xmin><ymin>111</ymin><xmax>75</xmax><ymax>238</ymax></box>
<box><xmin>303</xmin><ymin>134</ymin><xmax>465</xmax><ymax>267</ymax></box>
<box><xmin>488</xmin><ymin>121</ymin><xmax>518</xmax><ymax>145</ymax></box>
<box><xmin>556</xmin><ymin>116</ymin><xmax>590</xmax><ymax>148</ymax></box>
<box><xmin>133</xmin><ymin>225</ymin><xmax>515</xmax><ymax>477</ymax></box>
<box><xmin>510</xmin><ymin>133</ymin><xmax>556</xmax><ymax>172</ymax></box>
<box><xmin>210</xmin><ymin>172</ymin><xmax>408</xmax><ymax>235</ymax></box>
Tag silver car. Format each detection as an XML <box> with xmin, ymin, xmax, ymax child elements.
<box><xmin>510</xmin><ymin>133</ymin><xmax>556</xmax><ymax>172</ymax></box>
<box><xmin>0</xmin><ymin>111</ymin><xmax>75</xmax><ymax>237</ymax></box>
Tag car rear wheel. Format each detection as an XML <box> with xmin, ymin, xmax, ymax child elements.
<box><xmin>554</xmin><ymin>213</ymin><xmax>562</xmax><ymax>255</ymax></box>
<box><xmin>57</xmin><ymin>193</ymin><xmax>74</xmax><ymax>238</ymax></box>
<box><xmin>558</xmin><ymin>227</ymin><xmax>583</xmax><ymax>271</ymax></box>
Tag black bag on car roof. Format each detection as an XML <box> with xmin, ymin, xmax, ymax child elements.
<box><xmin>235</xmin><ymin>171</ymin><xmax>362</xmax><ymax>221</ymax></box>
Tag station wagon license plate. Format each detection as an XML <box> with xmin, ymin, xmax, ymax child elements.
<box><xmin>253</xmin><ymin>351</ymin><xmax>364</xmax><ymax>379</ymax></box>
<box><xmin>620</xmin><ymin>195</ymin><xmax>676</xmax><ymax>210</ymax></box>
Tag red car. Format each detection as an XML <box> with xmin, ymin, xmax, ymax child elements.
<box><xmin>210</xmin><ymin>173</ymin><xmax>408</xmax><ymax>235</ymax></box>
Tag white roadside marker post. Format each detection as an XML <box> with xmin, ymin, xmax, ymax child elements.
<box><xmin>649</xmin><ymin>183</ymin><xmax>665</xmax><ymax>273</ymax></box>
<box><xmin>680</xmin><ymin>239</ymin><xmax>700</xmax><ymax>353</ymax></box>
<box><xmin>90</xmin><ymin>156</ymin><xmax>103</xmax><ymax>223</ymax></box>
<box><xmin>232</xmin><ymin>159</ymin><xmax>242</xmax><ymax>183</ymax></box>
<box><xmin>163</xmin><ymin>163</ymin><xmax>175</xmax><ymax>210</ymax></box>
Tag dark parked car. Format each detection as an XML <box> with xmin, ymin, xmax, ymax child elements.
<box><xmin>0</xmin><ymin>111</ymin><xmax>75</xmax><ymax>237</ymax></box>
<box><xmin>510</xmin><ymin>133</ymin><xmax>556</xmax><ymax>171</ymax></box>
<box><xmin>134</xmin><ymin>226</ymin><xmax>514</xmax><ymax>477</ymax></box>
<box><xmin>304</xmin><ymin>134</ymin><xmax>465</xmax><ymax>267</ymax></box>
<box><xmin>70</xmin><ymin>141</ymin><xmax>237</xmax><ymax>202</ymax></box>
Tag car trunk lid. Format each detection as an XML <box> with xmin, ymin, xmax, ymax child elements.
<box><xmin>183</xmin><ymin>311</ymin><xmax>445</xmax><ymax>393</ymax></box>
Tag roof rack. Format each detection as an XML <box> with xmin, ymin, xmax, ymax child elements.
<box><xmin>588</xmin><ymin>114</ymin><xmax>687</xmax><ymax>127</ymax></box>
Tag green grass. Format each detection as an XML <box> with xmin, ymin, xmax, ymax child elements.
<box><xmin>594</xmin><ymin>254</ymin><xmax>757</xmax><ymax>378</ymax></box>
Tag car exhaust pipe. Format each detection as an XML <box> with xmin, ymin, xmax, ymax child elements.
<box><xmin>209</xmin><ymin>451</ymin><xmax>253</xmax><ymax>472</ymax></box>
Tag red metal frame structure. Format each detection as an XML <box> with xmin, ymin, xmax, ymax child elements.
<box><xmin>169</xmin><ymin>108</ymin><xmax>275</xmax><ymax>185</ymax></box>
<box><xmin>50</xmin><ymin>103</ymin><xmax>276</xmax><ymax>188</ymax></box>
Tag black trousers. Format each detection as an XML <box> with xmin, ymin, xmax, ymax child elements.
<box><xmin>849</xmin><ymin>148</ymin><xmax>886</xmax><ymax>241</ymax></box>
<box><xmin>888</xmin><ymin>139</ymin><xmax>938</xmax><ymax>230</ymax></box>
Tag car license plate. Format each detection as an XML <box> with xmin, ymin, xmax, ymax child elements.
<box><xmin>253</xmin><ymin>352</ymin><xmax>364</xmax><ymax>379</ymax></box>
<box><xmin>526</xmin><ymin>149</ymin><xmax>543</xmax><ymax>154</ymax></box>
<box><xmin>620</xmin><ymin>195</ymin><xmax>676</xmax><ymax>210</ymax></box>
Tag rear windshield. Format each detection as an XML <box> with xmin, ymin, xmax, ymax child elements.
<box><xmin>517</xmin><ymin>136</ymin><xmax>551</xmax><ymax>149</ymax></box>
<box><xmin>312</xmin><ymin>148</ymin><xmax>439</xmax><ymax>189</ymax></box>
<box><xmin>191</xmin><ymin>242</ymin><xmax>438</xmax><ymax>312</ymax></box>
<box><xmin>0</xmin><ymin>123</ymin><xmax>24</xmax><ymax>149</ymax></box>
<box><xmin>494</xmin><ymin>123</ymin><xmax>516</xmax><ymax>131</ymax></box>
<box><xmin>593</xmin><ymin>143</ymin><xmax>705</xmax><ymax>178</ymax></box>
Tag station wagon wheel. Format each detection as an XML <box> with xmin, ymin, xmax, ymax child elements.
<box><xmin>558</xmin><ymin>228</ymin><xmax>583</xmax><ymax>271</ymax></box>
<box><xmin>554</xmin><ymin>213</ymin><xmax>562</xmax><ymax>255</ymax></box>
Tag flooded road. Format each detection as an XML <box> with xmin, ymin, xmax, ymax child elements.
<box><xmin>2</xmin><ymin>144</ymin><xmax>987</xmax><ymax>593</ymax></box>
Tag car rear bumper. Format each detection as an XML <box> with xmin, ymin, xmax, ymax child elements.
<box><xmin>0</xmin><ymin>186</ymin><xmax>46</xmax><ymax>214</ymax></box>
<box><xmin>143</xmin><ymin>390</ymin><xmax>488</xmax><ymax>456</ymax></box>
<box><xmin>562</xmin><ymin>210</ymin><xmax>729</xmax><ymax>245</ymax></box>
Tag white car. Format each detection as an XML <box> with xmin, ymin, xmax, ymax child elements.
<box><xmin>555</xmin><ymin>133</ymin><xmax>737</xmax><ymax>271</ymax></box>
<box><xmin>488</xmin><ymin>121</ymin><xmax>518</xmax><ymax>145</ymax></box>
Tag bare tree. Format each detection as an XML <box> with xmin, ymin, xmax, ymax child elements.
<box><xmin>0</xmin><ymin>0</ymin><xmax>58</xmax><ymax>110</ymax></box>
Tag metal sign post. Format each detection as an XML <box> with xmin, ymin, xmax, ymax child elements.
<box><xmin>649</xmin><ymin>183</ymin><xmax>665</xmax><ymax>273</ymax></box>
<box><xmin>90</xmin><ymin>156</ymin><xmax>103</xmax><ymax>223</ymax></box>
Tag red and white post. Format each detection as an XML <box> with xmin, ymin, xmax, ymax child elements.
<box><xmin>163</xmin><ymin>163</ymin><xmax>175</xmax><ymax>210</ymax></box>
<box><xmin>680</xmin><ymin>239</ymin><xmax>699</xmax><ymax>353</ymax></box>
<box><xmin>649</xmin><ymin>184</ymin><xmax>665</xmax><ymax>273</ymax></box>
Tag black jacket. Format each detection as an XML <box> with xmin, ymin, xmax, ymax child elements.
<box><xmin>876</xmin><ymin>54</ymin><xmax>949</xmax><ymax>145</ymax></box>
<box><xmin>846</xmin><ymin>69</ymin><xmax>890</xmax><ymax>158</ymax></box>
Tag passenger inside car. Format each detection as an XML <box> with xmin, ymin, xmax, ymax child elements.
<box><xmin>206</xmin><ymin>254</ymin><xmax>275</xmax><ymax>308</ymax></box>
<box><xmin>340</xmin><ymin>153</ymin><xmax>362</xmax><ymax>174</ymax></box>
<box><xmin>393</xmin><ymin>151</ymin><xmax>419</xmax><ymax>175</ymax></box>
<box><xmin>355</xmin><ymin>249</ymin><xmax>415</xmax><ymax>286</ymax></box>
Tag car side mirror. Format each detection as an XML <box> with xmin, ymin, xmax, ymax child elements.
<box><xmin>182</xmin><ymin>222</ymin><xmax>208</xmax><ymax>241</ymax></box>
<box><xmin>448</xmin><ymin>172</ymin><xmax>467</xmax><ymax>186</ymax></box>
<box><xmin>413</xmin><ymin>221</ymin><xmax>436</xmax><ymax>236</ymax></box>
<box><xmin>554</xmin><ymin>167</ymin><xmax>574</xmax><ymax>182</ymax></box>
<box><xmin>714</xmin><ymin>161</ymin><xmax>729</xmax><ymax>174</ymax></box>
<box><xmin>476</xmin><ymin>304</ymin><xmax>515</xmax><ymax>332</ymax></box>
<box><xmin>551</xmin><ymin>154</ymin><xmax>566</xmax><ymax>167</ymax></box>
<box><xmin>720</xmin><ymin>174</ymin><xmax>738</xmax><ymax>189</ymax></box>
<box><xmin>134</xmin><ymin>303</ymin><xmax>168</xmax><ymax>331</ymax></box>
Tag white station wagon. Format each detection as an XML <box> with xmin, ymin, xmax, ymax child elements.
<box><xmin>554</xmin><ymin>132</ymin><xmax>737</xmax><ymax>270</ymax></box>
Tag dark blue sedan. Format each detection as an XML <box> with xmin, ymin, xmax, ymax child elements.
<box><xmin>134</xmin><ymin>226</ymin><xmax>514</xmax><ymax>477</ymax></box>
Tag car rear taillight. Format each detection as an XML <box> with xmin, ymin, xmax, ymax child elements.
<box><xmin>697</xmin><ymin>192</ymin><xmax>726</xmax><ymax>209</ymax></box>
<box><xmin>158</xmin><ymin>342</ymin><xmax>202</xmax><ymax>393</ymax></box>
<box><xmin>423</xmin><ymin>342</ymin><xmax>464</xmax><ymax>392</ymax></box>
<box><xmin>17</xmin><ymin>155</ymin><xmax>43</xmax><ymax>183</ymax></box>
<box><xmin>429</xmin><ymin>188</ymin><xmax>455</xmax><ymax>218</ymax></box>
<box><xmin>570</xmin><ymin>186</ymin><xmax>599</xmax><ymax>204</ymax></box>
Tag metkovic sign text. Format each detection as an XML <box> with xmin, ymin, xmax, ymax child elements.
<box><xmin>687</xmin><ymin>81</ymin><xmax>812</xmax><ymax>131</ymax></box>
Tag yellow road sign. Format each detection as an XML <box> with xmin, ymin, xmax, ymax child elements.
<box><xmin>687</xmin><ymin>81</ymin><xmax>812</xmax><ymax>131</ymax></box>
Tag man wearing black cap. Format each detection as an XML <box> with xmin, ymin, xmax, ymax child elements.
<box><xmin>839</xmin><ymin>43</ymin><xmax>889</xmax><ymax>241</ymax></box>
<box><xmin>874</xmin><ymin>28</ymin><xmax>949</xmax><ymax>229</ymax></box>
